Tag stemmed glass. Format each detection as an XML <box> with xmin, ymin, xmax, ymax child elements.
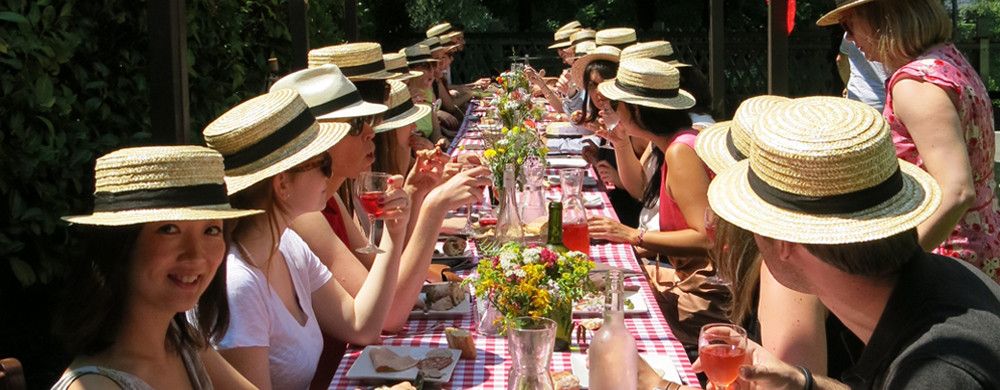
<box><xmin>354</xmin><ymin>171</ymin><xmax>391</xmax><ymax>254</ymax></box>
<box><xmin>698</xmin><ymin>323</ymin><xmax>748</xmax><ymax>390</ymax></box>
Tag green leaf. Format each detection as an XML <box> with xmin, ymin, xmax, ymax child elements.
<box><xmin>9</xmin><ymin>258</ymin><xmax>38</xmax><ymax>287</ymax></box>
<box><xmin>0</xmin><ymin>11</ymin><xmax>28</xmax><ymax>24</ymax></box>
<box><xmin>34</xmin><ymin>75</ymin><xmax>54</xmax><ymax>108</ymax></box>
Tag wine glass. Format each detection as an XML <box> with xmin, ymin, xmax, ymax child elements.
<box><xmin>354</xmin><ymin>171</ymin><xmax>392</xmax><ymax>254</ymax></box>
<box><xmin>698</xmin><ymin>323</ymin><xmax>748</xmax><ymax>389</ymax></box>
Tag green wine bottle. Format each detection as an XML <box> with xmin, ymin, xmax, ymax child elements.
<box><xmin>546</xmin><ymin>201</ymin><xmax>569</xmax><ymax>254</ymax></box>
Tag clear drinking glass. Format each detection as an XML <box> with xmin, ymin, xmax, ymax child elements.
<box><xmin>698</xmin><ymin>323</ymin><xmax>749</xmax><ymax>390</ymax></box>
<box><xmin>507</xmin><ymin>317</ymin><xmax>556</xmax><ymax>390</ymax></box>
<box><xmin>354</xmin><ymin>171</ymin><xmax>391</xmax><ymax>254</ymax></box>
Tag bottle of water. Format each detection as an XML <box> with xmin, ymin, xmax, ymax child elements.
<box><xmin>588</xmin><ymin>269</ymin><xmax>638</xmax><ymax>390</ymax></box>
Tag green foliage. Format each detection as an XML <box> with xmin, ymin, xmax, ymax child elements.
<box><xmin>406</xmin><ymin>0</ymin><xmax>503</xmax><ymax>32</ymax></box>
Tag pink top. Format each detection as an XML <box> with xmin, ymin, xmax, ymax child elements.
<box><xmin>885</xmin><ymin>43</ymin><xmax>1000</xmax><ymax>283</ymax></box>
<box><xmin>659</xmin><ymin>129</ymin><xmax>714</xmax><ymax>232</ymax></box>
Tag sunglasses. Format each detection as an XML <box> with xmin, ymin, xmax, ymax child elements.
<box><xmin>289</xmin><ymin>152</ymin><xmax>332</xmax><ymax>177</ymax></box>
<box><xmin>348</xmin><ymin>115</ymin><xmax>381</xmax><ymax>136</ymax></box>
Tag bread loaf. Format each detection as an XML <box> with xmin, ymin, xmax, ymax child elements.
<box><xmin>445</xmin><ymin>327</ymin><xmax>476</xmax><ymax>359</ymax></box>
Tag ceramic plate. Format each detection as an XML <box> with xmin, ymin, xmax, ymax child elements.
<box><xmin>570</xmin><ymin>353</ymin><xmax>683</xmax><ymax>388</ymax></box>
<box><xmin>347</xmin><ymin>346</ymin><xmax>462</xmax><ymax>383</ymax></box>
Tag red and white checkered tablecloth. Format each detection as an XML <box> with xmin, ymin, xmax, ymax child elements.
<box><xmin>329</xmin><ymin>102</ymin><xmax>700</xmax><ymax>389</ymax></box>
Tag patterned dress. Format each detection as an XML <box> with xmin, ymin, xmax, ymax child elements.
<box><xmin>885</xmin><ymin>43</ymin><xmax>1000</xmax><ymax>282</ymax></box>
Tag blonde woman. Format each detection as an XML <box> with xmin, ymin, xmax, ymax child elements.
<box><xmin>822</xmin><ymin>0</ymin><xmax>1000</xmax><ymax>283</ymax></box>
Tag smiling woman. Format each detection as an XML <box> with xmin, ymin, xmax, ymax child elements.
<box><xmin>51</xmin><ymin>146</ymin><xmax>261</xmax><ymax>389</ymax></box>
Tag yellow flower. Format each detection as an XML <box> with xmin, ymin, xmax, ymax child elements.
<box><xmin>484</xmin><ymin>149</ymin><xmax>497</xmax><ymax>159</ymax></box>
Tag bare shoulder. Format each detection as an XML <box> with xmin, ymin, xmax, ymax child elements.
<box><xmin>65</xmin><ymin>373</ymin><xmax>123</xmax><ymax>390</ymax></box>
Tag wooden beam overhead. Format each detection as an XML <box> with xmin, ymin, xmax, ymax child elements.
<box><xmin>768</xmin><ymin>0</ymin><xmax>789</xmax><ymax>96</ymax></box>
<box><xmin>148</xmin><ymin>0</ymin><xmax>190</xmax><ymax>144</ymax></box>
<box><xmin>345</xmin><ymin>0</ymin><xmax>359</xmax><ymax>41</ymax></box>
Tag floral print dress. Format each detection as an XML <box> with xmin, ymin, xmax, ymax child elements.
<box><xmin>885</xmin><ymin>43</ymin><xmax>1000</xmax><ymax>283</ymax></box>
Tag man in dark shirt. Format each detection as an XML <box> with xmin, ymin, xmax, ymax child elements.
<box><xmin>705</xmin><ymin>96</ymin><xmax>1000</xmax><ymax>389</ymax></box>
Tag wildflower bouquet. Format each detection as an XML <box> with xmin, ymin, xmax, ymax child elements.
<box><xmin>481</xmin><ymin>120</ymin><xmax>547</xmax><ymax>192</ymax></box>
<box><xmin>495</xmin><ymin>70</ymin><xmax>530</xmax><ymax>95</ymax></box>
<box><xmin>468</xmin><ymin>242</ymin><xmax>594</xmax><ymax>334</ymax></box>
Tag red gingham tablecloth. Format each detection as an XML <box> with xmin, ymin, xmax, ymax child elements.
<box><xmin>329</xmin><ymin>103</ymin><xmax>700</xmax><ymax>389</ymax></box>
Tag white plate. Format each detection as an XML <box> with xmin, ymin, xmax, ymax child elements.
<box><xmin>410</xmin><ymin>291</ymin><xmax>471</xmax><ymax>319</ymax></box>
<box><xmin>431</xmin><ymin>240</ymin><xmax>474</xmax><ymax>261</ymax></box>
<box><xmin>546</xmin><ymin>158</ymin><xmax>589</xmax><ymax>169</ymax></box>
<box><xmin>347</xmin><ymin>345</ymin><xmax>462</xmax><ymax>383</ymax></box>
<box><xmin>546</xmin><ymin>122</ymin><xmax>594</xmax><ymax>137</ymax></box>
<box><xmin>573</xmin><ymin>291</ymin><xmax>648</xmax><ymax>316</ymax></box>
<box><xmin>570</xmin><ymin>353</ymin><xmax>683</xmax><ymax>388</ymax></box>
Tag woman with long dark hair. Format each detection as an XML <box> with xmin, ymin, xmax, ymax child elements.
<box><xmin>52</xmin><ymin>146</ymin><xmax>259</xmax><ymax>389</ymax></box>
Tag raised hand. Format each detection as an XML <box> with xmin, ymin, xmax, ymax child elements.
<box><xmin>426</xmin><ymin>166</ymin><xmax>493</xmax><ymax>211</ymax></box>
<box><xmin>588</xmin><ymin>216</ymin><xmax>639</xmax><ymax>245</ymax></box>
<box><xmin>380</xmin><ymin>175</ymin><xmax>412</xmax><ymax>235</ymax></box>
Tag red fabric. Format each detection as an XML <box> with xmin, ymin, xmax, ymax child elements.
<box><xmin>658</xmin><ymin>130</ymin><xmax>714</xmax><ymax>232</ymax></box>
<box><xmin>321</xmin><ymin>196</ymin><xmax>350</xmax><ymax>244</ymax></box>
<box><xmin>765</xmin><ymin>0</ymin><xmax>796</xmax><ymax>35</ymax></box>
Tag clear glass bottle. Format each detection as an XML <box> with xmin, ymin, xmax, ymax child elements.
<box><xmin>588</xmin><ymin>269</ymin><xmax>638</xmax><ymax>390</ymax></box>
<box><xmin>496</xmin><ymin>164</ymin><xmax>524</xmax><ymax>243</ymax></box>
<box><xmin>559</xmin><ymin>168</ymin><xmax>590</xmax><ymax>256</ymax></box>
<box><xmin>519</xmin><ymin>157</ymin><xmax>548</xmax><ymax>228</ymax></box>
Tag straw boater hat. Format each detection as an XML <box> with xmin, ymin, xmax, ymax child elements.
<box><xmin>597</xmin><ymin>58</ymin><xmax>695</xmax><ymax>110</ymax></box>
<box><xmin>441</xmin><ymin>31</ymin><xmax>463</xmax><ymax>52</ymax></box>
<box><xmin>571</xmin><ymin>45</ymin><xmax>621</xmax><ymax>89</ymax></box>
<box><xmin>417</xmin><ymin>37</ymin><xmax>448</xmax><ymax>54</ymax></box>
<box><xmin>573</xmin><ymin>41</ymin><xmax>597</xmax><ymax>58</ymax></box>
<box><xmin>816</xmin><ymin>0</ymin><xmax>876</xmax><ymax>26</ymax></box>
<box><xmin>708</xmin><ymin>96</ymin><xmax>941</xmax><ymax>244</ymax></box>
<box><xmin>549</xmin><ymin>27</ymin><xmax>580</xmax><ymax>49</ymax></box>
<box><xmin>426</xmin><ymin>22</ymin><xmax>453</xmax><ymax>38</ymax></box>
<box><xmin>569</xmin><ymin>29</ymin><xmax>597</xmax><ymax>47</ymax></box>
<box><xmin>383</xmin><ymin>53</ymin><xmax>423</xmax><ymax>81</ymax></box>
<box><xmin>63</xmin><ymin>146</ymin><xmax>262</xmax><ymax>226</ymax></box>
<box><xmin>595</xmin><ymin>28</ymin><xmax>637</xmax><ymax>49</ymax></box>
<box><xmin>307</xmin><ymin>42</ymin><xmax>399</xmax><ymax>81</ymax></box>
<box><xmin>374</xmin><ymin>80</ymin><xmax>432</xmax><ymax>133</ymax></box>
<box><xmin>402</xmin><ymin>44</ymin><xmax>439</xmax><ymax>66</ymax></box>
<box><xmin>620</xmin><ymin>41</ymin><xmax>691</xmax><ymax>67</ymax></box>
<box><xmin>556</xmin><ymin>21</ymin><xmax>582</xmax><ymax>34</ymax></box>
<box><xmin>203</xmin><ymin>89</ymin><xmax>351</xmax><ymax>194</ymax></box>
<box><xmin>270</xmin><ymin>64</ymin><xmax>387</xmax><ymax>121</ymax></box>
<box><xmin>694</xmin><ymin>95</ymin><xmax>790</xmax><ymax>173</ymax></box>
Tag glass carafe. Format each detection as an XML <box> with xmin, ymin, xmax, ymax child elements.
<box><xmin>559</xmin><ymin>168</ymin><xmax>590</xmax><ymax>256</ymax></box>
<box><xmin>519</xmin><ymin>157</ymin><xmax>548</xmax><ymax>228</ymax></box>
<box><xmin>496</xmin><ymin>164</ymin><xmax>524</xmax><ymax>243</ymax></box>
<box><xmin>588</xmin><ymin>269</ymin><xmax>638</xmax><ymax>390</ymax></box>
<box><xmin>507</xmin><ymin>317</ymin><xmax>556</xmax><ymax>390</ymax></box>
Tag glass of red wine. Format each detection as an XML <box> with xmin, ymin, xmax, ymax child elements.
<box><xmin>354</xmin><ymin>171</ymin><xmax>392</xmax><ymax>254</ymax></box>
<box><xmin>698</xmin><ymin>323</ymin><xmax>748</xmax><ymax>389</ymax></box>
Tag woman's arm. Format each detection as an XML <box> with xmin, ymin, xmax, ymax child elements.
<box><xmin>632</xmin><ymin>144</ymin><xmax>711</xmax><ymax>257</ymax></box>
<box><xmin>892</xmin><ymin>78</ymin><xmax>975</xmax><ymax>250</ymax></box>
<box><xmin>218</xmin><ymin>347</ymin><xmax>272</xmax><ymax>390</ymax></box>
<box><xmin>596</xmin><ymin>127</ymin><xmax>647</xmax><ymax>200</ymax></box>
<box><xmin>291</xmin><ymin>211</ymin><xmax>372</xmax><ymax>295</ymax></box>
<box><xmin>201</xmin><ymin>348</ymin><xmax>257</xmax><ymax>389</ymax></box>
<box><xmin>525</xmin><ymin>67</ymin><xmax>566</xmax><ymax>113</ymax></box>
<box><xmin>758</xmin><ymin>262</ymin><xmax>828</xmax><ymax>375</ymax></box>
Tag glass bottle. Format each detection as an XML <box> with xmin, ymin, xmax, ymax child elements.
<box><xmin>496</xmin><ymin>164</ymin><xmax>524</xmax><ymax>243</ymax></box>
<box><xmin>545</xmin><ymin>201</ymin><xmax>568</xmax><ymax>254</ymax></box>
<box><xmin>559</xmin><ymin>168</ymin><xmax>590</xmax><ymax>256</ymax></box>
<box><xmin>519</xmin><ymin>157</ymin><xmax>548</xmax><ymax>228</ymax></box>
<box><xmin>588</xmin><ymin>269</ymin><xmax>638</xmax><ymax>390</ymax></box>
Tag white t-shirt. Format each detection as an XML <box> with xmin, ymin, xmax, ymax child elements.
<box><xmin>218</xmin><ymin>229</ymin><xmax>333</xmax><ymax>390</ymax></box>
<box><xmin>689</xmin><ymin>112</ymin><xmax>716</xmax><ymax>130</ymax></box>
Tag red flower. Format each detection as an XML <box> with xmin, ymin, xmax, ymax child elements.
<box><xmin>524</xmin><ymin>118</ymin><xmax>537</xmax><ymax>129</ymax></box>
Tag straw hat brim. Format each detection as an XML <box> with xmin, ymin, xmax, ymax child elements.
<box><xmin>225</xmin><ymin>122</ymin><xmax>350</xmax><ymax>195</ymax></box>
<box><xmin>316</xmin><ymin>100</ymin><xmax>388</xmax><ymax>121</ymax></box>
<box><xmin>571</xmin><ymin>53</ymin><xmax>620</xmax><ymax>89</ymax></box>
<box><xmin>63</xmin><ymin>206</ymin><xmax>262</xmax><ymax>226</ymax></box>
<box><xmin>597</xmin><ymin>81</ymin><xmax>696</xmax><ymax>111</ymax></box>
<box><xmin>693</xmin><ymin>121</ymin><xmax>739</xmax><ymax>174</ymax></box>
<box><xmin>816</xmin><ymin>0</ymin><xmax>876</xmax><ymax>26</ymax></box>
<box><xmin>549</xmin><ymin>41</ymin><xmax>573</xmax><ymax>49</ymax></box>
<box><xmin>708</xmin><ymin>159</ymin><xmax>942</xmax><ymax>244</ymax></box>
<box><xmin>346</xmin><ymin>69</ymin><xmax>402</xmax><ymax>81</ymax></box>
<box><xmin>390</xmin><ymin>70</ymin><xmax>423</xmax><ymax>82</ymax></box>
<box><xmin>408</xmin><ymin>58</ymin><xmax>440</xmax><ymax>66</ymax></box>
<box><xmin>374</xmin><ymin>104</ymin><xmax>431</xmax><ymax>133</ymax></box>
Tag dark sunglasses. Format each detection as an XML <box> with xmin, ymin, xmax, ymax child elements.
<box><xmin>289</xmin><ymin>152</ymin><xmax>332</xmax><ymax>177</ymax></box>
<box><xmin>348</xmin><ymin>115</ymin><xmax>381</xmax><ymax>136</ymax></box>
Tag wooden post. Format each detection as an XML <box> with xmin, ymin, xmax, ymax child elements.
<box><xmin>289</xmin><ymin>0</ymin><xmax>309</xmax><ymax>71</ymax></box>
<box><xmin>345</xmin><ymin>0</ymin><xmax>359</xmax><ymax>41</ymax></box>
<box><xmin>768</xmin><ymin>0</ymin><xmax>789</xmax><ymax>96</ymax></box>
<box><xmin>709</xmin><ymin>0</ymin><xmax>725</xmax><ymax>116</ymax></box>
<box><xmin>148</xmin><ymin>0</ymin><xmax>190</xmax><ymax>144</ymax></box>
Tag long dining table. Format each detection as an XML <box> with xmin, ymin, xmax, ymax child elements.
<box><xmin>328</xmin><ymin>101</ymin><xmax>700</xmax><ymax>389</ymax></box>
